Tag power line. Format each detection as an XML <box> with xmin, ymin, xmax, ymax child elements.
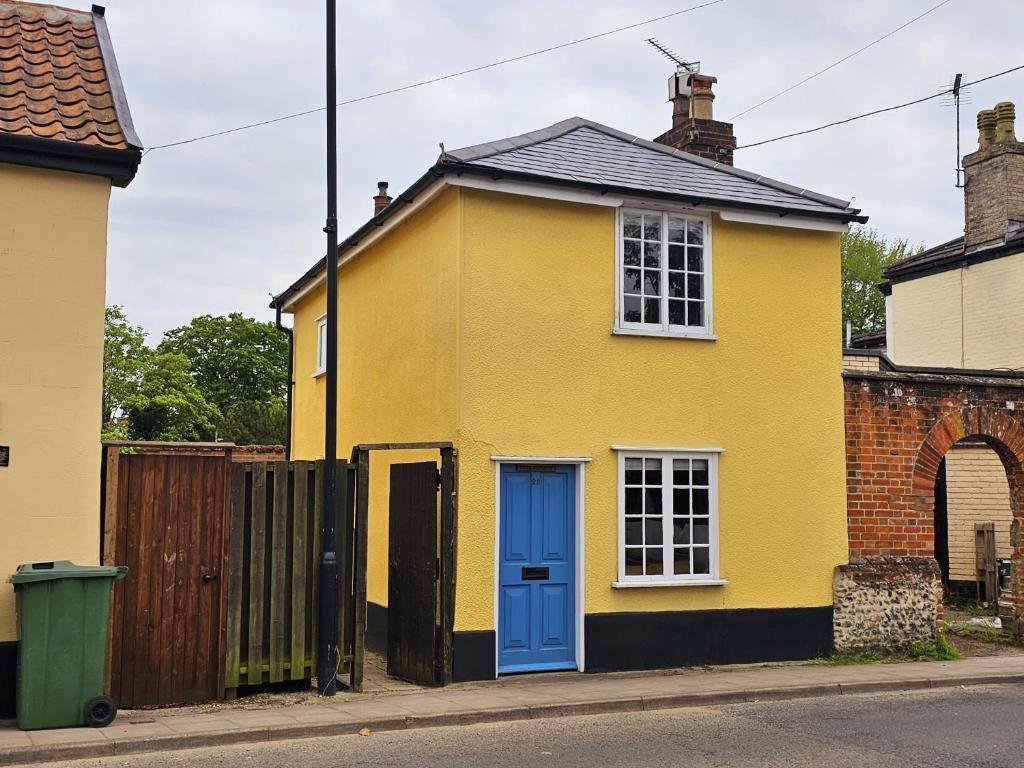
<box><xmin>737</xmin><ymin>63</ymin><xmax>1024</xmax><ymax>149</ymax></box>
<box><xmin>143</xmin><ymin>0</ymin><xmax>726</xmax><ymax>153</ymax></box>
<box><xmin>728</xmin><ymin>0</ymin><xmax>954</xmax><ymax>121</ymax></box>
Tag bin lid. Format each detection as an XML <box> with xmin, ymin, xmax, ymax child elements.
<box><xmin>10</xmin><ymin>561</ymin><xmax>128</xmax><ymax>585</ymax></box>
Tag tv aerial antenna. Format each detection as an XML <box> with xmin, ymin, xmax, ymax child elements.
<box><xmin>941</xmin><ymin>73</ymin><xmax>970</xmax><ymax>188</ymax></box>
<box><xmin>645</xmin><ymin>38</ymin><xmax>699</xmax><ymax>73</ymax></box>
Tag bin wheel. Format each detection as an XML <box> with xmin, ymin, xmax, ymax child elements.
<box><xmin>84</xmin><ymin>695</ymin><xmax>117</xmax><ymax>728</ymax></box>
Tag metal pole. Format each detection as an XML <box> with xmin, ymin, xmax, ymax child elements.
<box><xmin>317</xmin><ymin>0</ymin><xmax>339</xmax><ymax>697</ymax></box>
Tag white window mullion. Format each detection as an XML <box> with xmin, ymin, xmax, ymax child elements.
<box><xmin>660</xmin><ymin>212</ymin><xmax>670</xmax><ymax>332</ymax></box>
<box><xmin>661</xmin><ymin>459</ymin><xmax>672</xmax><ymax>577</ymax></box>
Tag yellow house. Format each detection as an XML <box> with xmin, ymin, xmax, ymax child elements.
<box><xmin>275</xmin><ymin>72</ymin><xmax>866</xmax><ymax>680</ymax></box>
<box><xmin>877</xmin><ymin>101</ymin><xmax>1024</xmax><ymax>597</ymax></box>
<box><xmin>0</xmin><ymin>1</ymin><xmax>140</xmax><ymax>712</ymax></box>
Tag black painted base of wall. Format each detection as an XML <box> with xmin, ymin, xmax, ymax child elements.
<box><xmin>367</xmin><ymin>607</ymin><xmax>833</xmax><ymax>683</ymax></box>
<box><xmin>584</xmin><ymin>607</ymin><xmax>834</xmax><ymax>672</ymax></box>
<box><xmin>453</xmin><ymin>631</ymin><xmax>496</xmax><ymax>682</ymax></box>
<box><xmin>0</xmin><ymin>642</ymin><xmax>15</xmax><ymax>719</ymax></box>
<box><xmin>366</xmin><ymin>601</ymin><xmax>388</xmax><ymax>655</ymax></box>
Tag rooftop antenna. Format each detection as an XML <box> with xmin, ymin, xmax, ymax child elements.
<box><xmin>941</xmin><ymin>73</ymin><xmax>970</xmax><ymax>188</ymax></box>
<box><xmin>645</xmin><ymin>38</ymin><xmax>699</xmax><ymax>73</ymax></box>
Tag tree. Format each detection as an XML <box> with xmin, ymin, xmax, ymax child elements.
<box><xmin>841</xmin><ymin>227</ymin><xmax>917</xmax><ymax>336</ymax></box>
<box><xmin>218</xmin><ymin>399</ymin><xmax>288</xmax><ymax>445</ymax></box>
<box><xmin>158</xmin><ymin>313</ymin><xmax>288</xmax><ymax>416</ymax></box>
<box><xmin>103</xmin><ymin>306</ymin><xmax>151</xmax><ymax>431</ymax></box>
<box><xmin>123</xmin><ymin>352</ymin><xmax>221</xmax><ymax>441</ymax></box>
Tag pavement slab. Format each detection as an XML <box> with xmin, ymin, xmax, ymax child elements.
<box><xmin>2</xmin><ymin>655</ymin><xmax>1024</xmax><ymax>766</ymax></box>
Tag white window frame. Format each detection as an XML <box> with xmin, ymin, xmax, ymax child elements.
<box><xmin>613</xmin><ymin>447</ymin><xmax>725</xmax><ymax>588</ymax></box>
<box><xmin>613</xmin><ymin>207</ymin><xmax>715</xmax><ymax>340</ymax></box>
<box><xmin>314</xmin><ymin>314</ymin><xmax>327</xmax><ymax>377</ymax></box>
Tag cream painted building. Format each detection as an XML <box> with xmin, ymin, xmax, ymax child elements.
<box><xmin>872</xmin><ymin>101</ymin><xmax>1024</xmax><ymax>594</ymax></box>
<box><xmin>0</xmin><ymin>2</ymin><xmax>140</xmax><ymax>714</ymax></box>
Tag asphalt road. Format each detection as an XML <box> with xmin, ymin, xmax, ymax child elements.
<box><xmin>49</xmin><ymin>684</ymin><xmax>1024</xmax><ymax>768</ymax></box>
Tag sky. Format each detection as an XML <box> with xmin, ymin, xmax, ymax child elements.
<box><xmin>99</xmin><ymin>0</ymin><xmax>1024</xmax><ymax>340</ymax></box>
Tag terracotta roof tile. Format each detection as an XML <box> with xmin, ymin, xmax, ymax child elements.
<box><xmin>0</xmin><ymin>1</ymin><xmax>135</xmax><ymax>149</ymax></box>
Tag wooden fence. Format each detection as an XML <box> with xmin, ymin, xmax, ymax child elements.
<box><xmin>224</xmin><ymin>461</ymin><xmax>352</xmax><ymax>694</ymax></box>
<box><xmin>102</xmin><ymin>442</ymin><xmax>355</xmax><ymax>705</ymax></box>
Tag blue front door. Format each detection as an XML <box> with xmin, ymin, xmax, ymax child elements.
<box><xmin>498</xmin><ymin>464</ymin><xmax>576</xmax><ymax>673</ymax></box>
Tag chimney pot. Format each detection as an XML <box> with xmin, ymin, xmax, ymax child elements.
<box><xmin>373</xmin><ymin>181</ymin><xmax>392</xmax><ymax>215</ymax></box>
<box><xmin>978</xmin><ymin>109</ymin><xmax>997</xmax><ymax>150</ymax></box>
<box><xmin>995</xmin><ymin>101</ymin><xmax>1017</xmax><ymax>144</ymax></box>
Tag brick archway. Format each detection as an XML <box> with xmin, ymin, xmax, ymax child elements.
<box><xmin>911</xmin><ymin>408</ymin><xmax>1024</xmax><ymax>529</ymax></box>
<box><xmin>839</xmin><ymin>368</ymin><xmax>1024</xmax><ymax>651</ymax></box>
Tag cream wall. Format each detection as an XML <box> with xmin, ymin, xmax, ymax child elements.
<box><xmin>454</xmin><ymin>189</ymin><xmax>849</xmax><ymax>631</ymax></box>
<box><xmin>289</xmin><ymin>188</ymin><xmax>460</xmax><ymax>607</ymax></box>
<box><xmin>889</xmin><ymin>251</ymin><xmax>1024</xmax><ymax>369</ymax></box>
<box><xmin>945</xmin><ymin>444</ymin><xmax>1013</xmax><ymax>582</ymax></box>
<box><xmin>0</xmin><ymin>163</ymin><xmax>112</xmax><ymax>641</ymax></box>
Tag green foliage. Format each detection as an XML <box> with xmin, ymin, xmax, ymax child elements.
<box><xmin>951</xmin><ymin>600</ymin><xmax>999</xmax><ymax>618</ymax></box>
<box><xmin>103</xmin><ymin>306</ymin><xmax>151</xmax><ymax>430</ymax></box>
<box><xmin>841</xmin><ymin>227</ymin><xmax>918</xmax><ymax>336</ymax></box>
<box><xmin>831</xmin><ymin>633</ymin><xmax>961</xmax><ymax>665</ymax></box>
<box><xmin>122</xmin><ymin>352</ymin><xmax>222</xmax><ymax>442</ymax></box>
<box><xmin>103</xmin><ymin>308</ymin><xmax>288</xmax><ymax>444</ymax></box>
<box><xmin>218</xmin><ymin>399</ymin><xmax>288</xmax><ymax>446</ymax></box>
<box><xmin>158</xmin><ymin>313</ymin><xmax>288</xmax><ymax>416</ymax></box>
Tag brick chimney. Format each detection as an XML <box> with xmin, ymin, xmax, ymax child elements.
<box><xmin>373</xmin><ymin>181</ymin><xmax>392</xmax><ymax>215</ymax></box>
<box><xmin>963</xmin><ymin>101</ymin><xmax>1024</xmax><ymax>251</ymax></box>
<box><xmin>654</xmin><ymin>68</ymin><xmax>736</xmax><ymax>165</ymax></box>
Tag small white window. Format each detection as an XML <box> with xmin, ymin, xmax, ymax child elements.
<box><xmin>615</xmin><ymin>209</ymin><xmax>713</xmax><ymax>338</ymax></box>
<box><xmin>615</xmin><ymin>449</ymin><xmax>721</xmax><ymax>586</ymax></box>
<box><xmin>314</xmin><ymin>315</ymin><xmax>327</xmax><ymax>375</ymax></box>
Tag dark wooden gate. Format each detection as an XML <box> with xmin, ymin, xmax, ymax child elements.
<box><xmin>387</xmin><ymin>461</ymin><xmax>440</xmax><ymax>685</ymax></box>
<box><xmin>102</xmin><ymin>443</ymin><xmax>231</xmax><ymax>707</ymax></box>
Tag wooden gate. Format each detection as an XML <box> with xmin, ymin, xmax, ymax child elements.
<box><xmin>102</xmin><ymin>443</ymin><xmax>231</xmax><ymax>707</ymax></box>
<box><xmin>387</xmin><ymin>461</ymin><xmax>441</xmax><ymax>685</ymax></box>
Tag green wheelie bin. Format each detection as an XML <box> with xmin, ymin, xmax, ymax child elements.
<box><xmin>10</xmin><ymin>561</ymin><xmax>127</xmax><ymax>730</ymax></box>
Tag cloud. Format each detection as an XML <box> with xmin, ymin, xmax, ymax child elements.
<box><xmin>102</xmin><ymin>0</ymin><xmax>1024</xmax><ymax>336</ymax></box>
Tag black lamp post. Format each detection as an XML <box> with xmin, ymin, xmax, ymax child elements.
<box><xmin>317</xmin><ymin>0</ymin><xmax>340</xmax><ymax>697</ymax></box>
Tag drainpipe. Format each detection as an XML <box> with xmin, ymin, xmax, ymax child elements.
<box><xmin>274</xmin><ymin>303</ymin><xmax>293</xmax><ymax>461</ymax></box>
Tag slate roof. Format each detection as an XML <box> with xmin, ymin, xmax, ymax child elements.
<box><xmin>884</xmin><ymin>219</ymin><xmax>1024</xmax><ymax>283</ymax></box>
<box><xmin>444</xmin><ymin>117</ymin><xmax>865</xmax><ymax>222</ymax></box>
<box><xmin>884</xmin><ymin>236</ymin><xmax>965</xmax><ymax>281</ymax></box>
<box><xmin>0</xmin><ymin>1</ymin><xmax>140</xmax><ymax>176</ymax></box>
<box><xmin>273</xmin><ymin>117</ymin><xmax>866</xmax><ymax>308</ymax></box>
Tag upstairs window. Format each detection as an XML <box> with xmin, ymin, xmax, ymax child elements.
<box><xmin>616</xmin><ymin>209</ymin><xmax>712</xmax><ymax>338</ymax></box>
<box><xmin>315</xmin><ymin>315</ymin><xmax>327</xmax><ymax>375</ymax></box>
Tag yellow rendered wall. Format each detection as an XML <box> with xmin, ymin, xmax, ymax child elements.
<box><xmin>889</xmin><ymin>252</ymin><xmax>1024</xmax><ymax>369</ymax></box>
<box><xmin>289</xmin><ymin>188</ymin><xmax>460</xmax><ymax>607</ymax></box>
<box><xmin>945</xmin><ymin>444</ymin><xmax>1013</xmax><ymax>582</ymax></box>
<box><xmin>454</xmin><ymin>189</ymin><xmax>848</xmax><ymax>631</ymax></box>
<box><xmin>0</xmin><ymin>163</ymin><xmax>111</xmax><ymax>641</ymax></box>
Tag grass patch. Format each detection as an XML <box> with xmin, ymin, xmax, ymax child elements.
<box><xmin>949</xmin><ymin>600</ymin><xmax>998</xmax><ymax>618</ymax></box>
<box><xmin>949</xmin><ymin>623</ymin><xmax>1010</xmax><ymax>644</ymax></box>
<box><xmin>831</xmin><ymin>634</ymin><xmax>961</xmax><ymax>665</ymax></box>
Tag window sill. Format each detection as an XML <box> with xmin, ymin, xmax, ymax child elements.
<box><xmin>611</xmin><ymin>327</ymin><xmax>717</xmax><ymax>341</ymax></box>
<box><xmin>312</xmin><ymin>369</ymin><xmax>326</xmax><ymax>379</ymax></box>
<box><xmin>611</xmin><ymin>578</ymin><xmax>728</xmax><ymax>589</ymax></box>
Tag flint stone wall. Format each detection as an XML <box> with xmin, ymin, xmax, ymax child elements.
<box><xmin>833</xmin><ymin>556</ymin><xmax>943</xmax><ymax>653</ymax></box>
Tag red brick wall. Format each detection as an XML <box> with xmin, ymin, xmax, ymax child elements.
<box><xmin>844</xmin><ymin>371</ymin><xmax>1024</xmax><ymax>558</ymax></box>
